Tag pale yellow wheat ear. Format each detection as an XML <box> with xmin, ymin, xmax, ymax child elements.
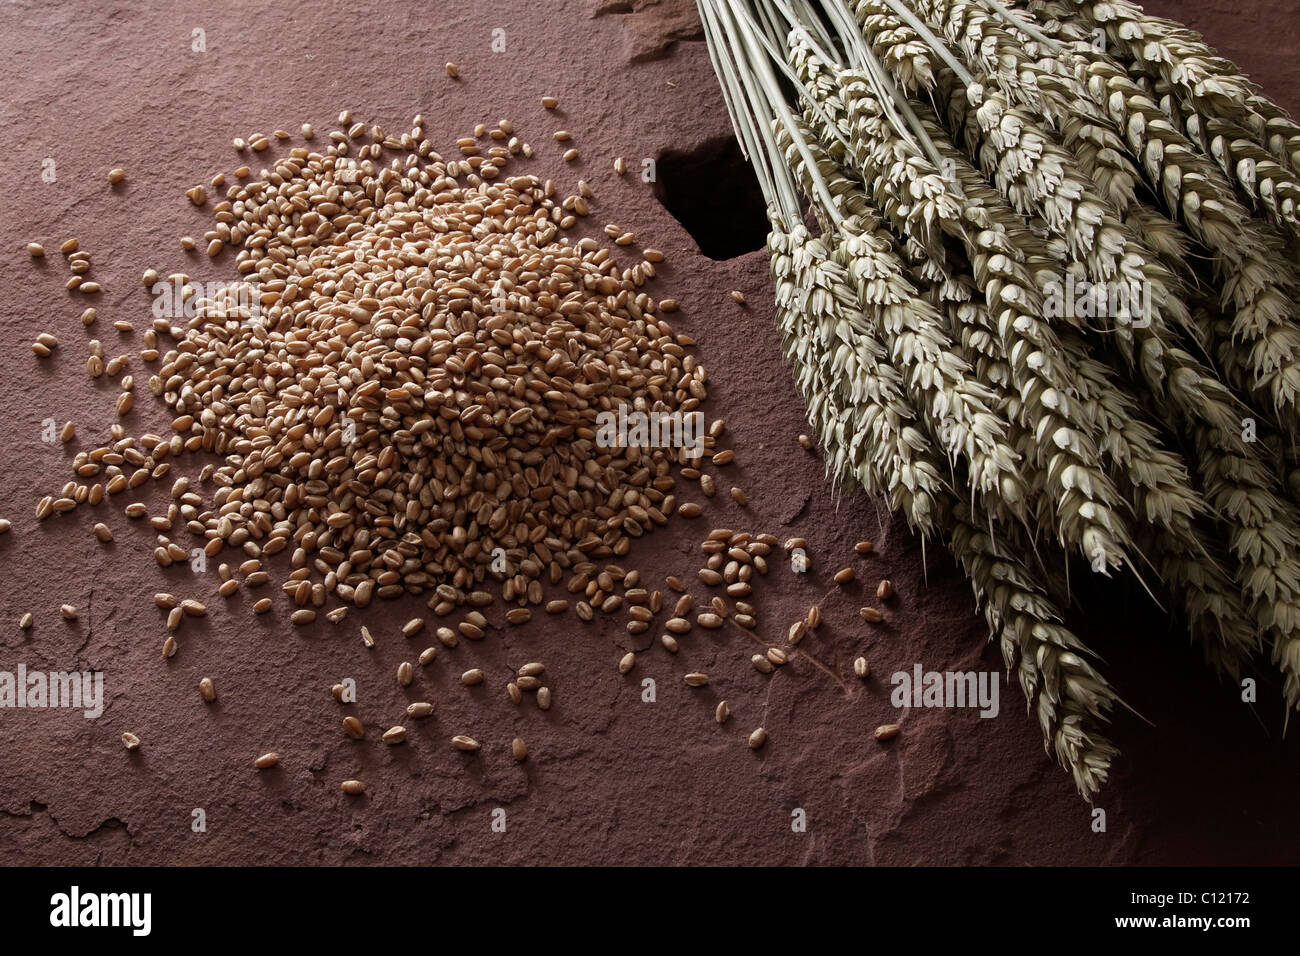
<box><xmin>829</xmin><ymin>71</ymin><xmax>1146</xmax><ymax>575</ymax></box>
<box><xmin>1065</xmin><ymin>336</ymin><xmax>1259</xmax><ymax>677</ymax></box>
<box><xmin>947</xmin><ymin>496</ymin><xmax>1119</xmax><ymax>798</ymax></box>
<box><xmin>783</xmin><ymin>206</ymin><xmax>1122</xmax><ymax>797</ymax></box>
<box><xmin>854</xmin><ymin>0</ymin><xmax>937</xmax><ymax>92</ymax></box>
<box><xmin>1027</xmin><ymin>32</ymin><xmax>1300</xmax><ymax>444</ymax></box>
<box><xmin>1069</xmin><ymin>0</ymin><xmax>1300</xmax><ymax>233</ymax></box>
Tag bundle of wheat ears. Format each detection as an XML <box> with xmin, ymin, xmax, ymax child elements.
<box><xmin>699</xmin><ymin>0</ymin><xmax>1300</xmax><ymax>796</ymax></box>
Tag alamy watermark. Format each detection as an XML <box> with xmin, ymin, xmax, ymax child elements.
<box><xmin>890</xmin><ymin>664</ymin><xmax>999</xmax><ymax>718</ymax></box>
<box><xmin>1042</xmin><ymin>273</ymin><xmax>1151</xmax><ymax>328</ymax></box>
<box><xmin>594</xmin><ymin>406</ymin><xmax>705</xmax><ymax>456</ymax></box>
<box><xmin>151</xmin><ymin>278</ymin><xmax>261</xmax><ymax>322</ymax></box>
<box><xmin>50</xmin><ymin>886</ymin><xmax>150</xmax><ymax>936</ymax></box>
<box><xmin>0</xmin><ymin>665</ymin><xmax>103</xmax><ymax>718</ymax></box>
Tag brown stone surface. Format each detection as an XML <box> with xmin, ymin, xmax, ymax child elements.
<box><xmin>0</xmin><ymin>0</ymin><xmax>1296</xmax><ymax>866</ymax></box>
<box><xmin>595</xmin><ymin>0</ymin><xmax>704</xmax><ymax>63</ymax></box>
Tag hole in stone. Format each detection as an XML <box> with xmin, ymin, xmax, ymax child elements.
<box><xmin>652</xmin><ymin>135</ymin><xmax>768</xmax><ymax>260</ymax></box>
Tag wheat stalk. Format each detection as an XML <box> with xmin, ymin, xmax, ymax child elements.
<box><xmin>946</xmin><ymin>0</ymin><xmax>1204</xmax><ymax>278</ymax></box>
<box><xmin>771</xmin><ymin>163</ymin><xmax>1119</xmax><ymax>793</ymax></box>
<box><xmin>915</xmin><ymin>97</ymin><xmax>1300</xmax><ymax>688</ymax></box>
<box><xmin>766</xmin><ymin>30</ymin><xmax>1123</xmax><ymax>789</ymax></box>
<box><xmin>827</xmin><ymin>65</ymin><xmax>1152</xmax><ymax>571</ymax></box>
<box><xmin>920</xmin><ymin>0</ymin><xmax>1189</xmax><ymax>266</ymax></box>
<box><xmin>909</xmin><ymin>90</ymin><xmax>1300</xmax><ymax>693</ymax></box>
<box><xmin>922</xmin><ymin>93</ymin><xmax>1254</xmax><ymax>674</ymax></box>
<box><xmin>783</xmin><ymin>36</ymin><xmax>1040</xmax><ymax>523</ymax></box>
<box><xmin>1003</xmin><ymin>17</ymin><xmax>1300</xmax><ymax>445</ymax></box>
<box><xmin>1065</xmin><ymin>337</ymin><xmax>1259</xmax><ymax>677</ymax></box>
<box><xmin>791</xmin><ymin>222</ymin><xmax>952</xmax><ymax>533</ymax></box>
<box><xmin>837</xmin><ymin>201</ymin><xmax>1028</xmax><ymax>513</ymax></box>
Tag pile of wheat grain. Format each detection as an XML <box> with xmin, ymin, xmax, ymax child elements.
<box><xmin>42</xmin><ymin>109</ymin><xmax>715</xmax><ymax>627</ymax></box>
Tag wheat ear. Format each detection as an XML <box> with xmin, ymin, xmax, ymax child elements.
<box><xmin>947</xmin><ymin>496</ymin><xmax>1118</xmax><ymax>797</ymax></box>
<box><xmin>1068</xmin><ymin>0</ymin><xmax>1300</xmax><ymax>232</ymax></box>
<box><xmin>1063</xmin><ymin>51</ymin><xmax>1300</xmax><ymax>439</ymax></box>
<box><xmin>1065</xmin><ymin>336</ymin><xmax>1259</xmax><ymax>677</ymax></box>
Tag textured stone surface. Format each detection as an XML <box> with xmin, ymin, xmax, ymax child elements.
<box><xmin>0</xmin><ymin>0</ymin><xmax>1296</xmax><ymax>866</ymax></box>
<box><xmin>595</xmin><ymin>0</ymin><xmax>704</xmax><ymax>63</ymax></box>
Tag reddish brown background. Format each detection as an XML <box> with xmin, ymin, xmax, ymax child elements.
<box><xmin>0</xmin><ymin>0</ymin><xmax>1296</xmax><ymax>866</ymax></box>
